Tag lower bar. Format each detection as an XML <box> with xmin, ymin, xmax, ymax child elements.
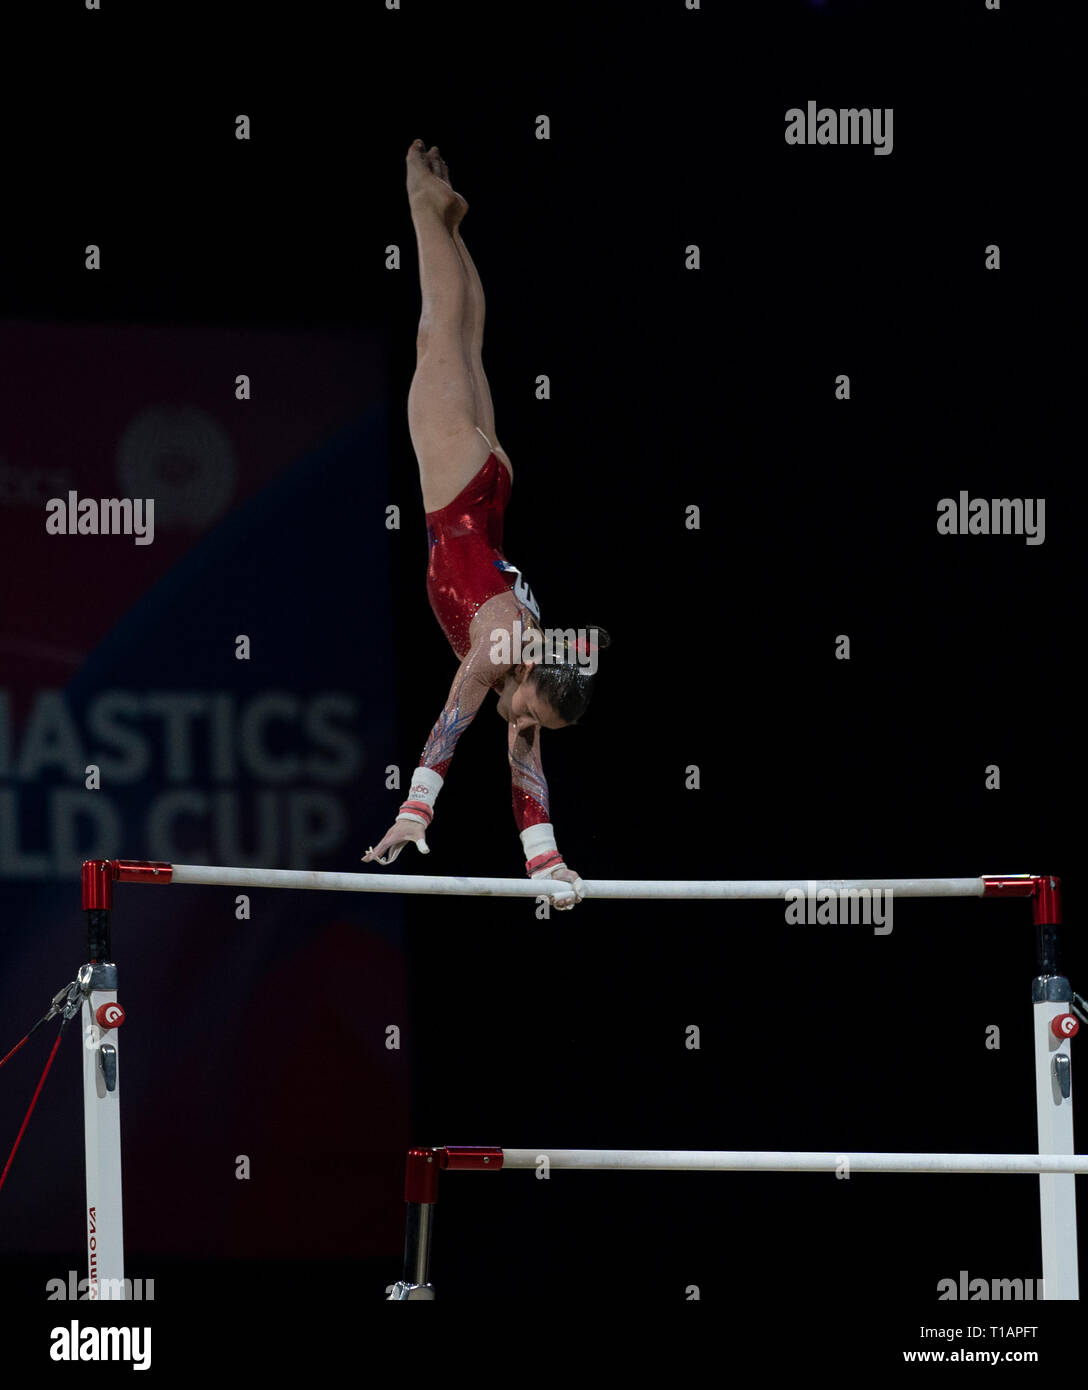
<box><xmin>167</xmin><ymin>865</ymin><xmax>986</xmax><ymax>900</ymax></box>
<box><xmin>497</xmin><ymin>1149</ymin><xmax>1088</xmax><ymax>1174</ymax></box>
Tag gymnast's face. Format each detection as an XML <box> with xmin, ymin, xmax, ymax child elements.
<box><xmin>499</xmin><ymin>665</ymin><xmax>567</xmax><ymax>733</ymax></box>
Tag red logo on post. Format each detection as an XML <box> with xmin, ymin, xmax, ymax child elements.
<box><xmin>95</xmin><ymin>1002</ymin><xmax>125</xmax><ymax>1028</ymax></box>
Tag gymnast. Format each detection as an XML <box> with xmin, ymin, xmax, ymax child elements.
<box><xmin>363</xmin><ymin>141</ymin><xmax>608</xmax><ymax>909</ymax></box>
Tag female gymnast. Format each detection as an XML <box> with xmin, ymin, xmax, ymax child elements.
<box><xmin>362</xmin><ymin>140</ymin><xmax>608</xmax><ymax>909</ymax></box>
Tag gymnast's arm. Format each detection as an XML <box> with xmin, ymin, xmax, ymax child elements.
<box><xmin>508</xmin><ymin>722</ymin><xmax>585</xmax><ymax>909</ymax></box>
<box><xmin>362</xmin><ymin>641</ymin><xmax>499</xmax><ymax>865</ymax></box>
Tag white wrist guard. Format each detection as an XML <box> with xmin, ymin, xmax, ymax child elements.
<box><xmin>520</xmin><ymin>822</ymin><xmax>566</xmax><ymax>878</ymax></box>
<box><xmin>397</xmin><ymin>766</ymin><xmax>444</xmax><ymax>828</ymax></box>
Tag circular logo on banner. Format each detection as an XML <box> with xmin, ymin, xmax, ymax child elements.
<box><xmin>117</xmin><ymin>406</ymin><xmax>238</xmax><ymax>528</ymax></box>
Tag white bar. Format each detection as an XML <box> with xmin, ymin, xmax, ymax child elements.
<box><xmin>167</xmin><ymin>865</ymin><xmax>986</xmax><ymax>900</ymax></box>
<box><xmin>498</xmin><ymin>1149</ymin><xmax>1088</xmax><ymax>1174</ymax></box>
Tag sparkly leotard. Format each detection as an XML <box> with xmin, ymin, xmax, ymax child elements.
<box><xmin>413</xmin><ymin>431</ymin><xmax>551</xmax><ymax>835</ymax></box>
<box><xmin>425</xmin><ymin>451</ymin><xmax>538</xmax><ymax>660</ymax></box>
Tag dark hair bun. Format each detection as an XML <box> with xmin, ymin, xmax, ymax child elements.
<box><xmin>528</xmin><ymin>625</ymin><xmax>611</xmax><ymax>724</ymax></box>
<box><xmin>567</xmin><ymin>626</ymin><xmax>609</xmax><ymax>664</ymax></box>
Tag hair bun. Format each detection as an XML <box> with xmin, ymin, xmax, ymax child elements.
<box><xmin>570</xmin><ymin>626</ymin><xmax>610</xmax><ymax>665</ymax></box>
<box><xmin>530</xmin><ymin>625</ymin><xmax>609</xmax><ymax>723</ymax></box>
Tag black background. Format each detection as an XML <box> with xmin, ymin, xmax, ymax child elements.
<box><xmin>1</xmin><ymin>0</ymin><xmax>1079</xmax><ymax>1373</ymax></box>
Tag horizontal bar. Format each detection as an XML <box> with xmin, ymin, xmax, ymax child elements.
<box><xmin>160</xmin><ymin>865</ymin><xmax>989</xmax><ymax>900</ymax></box>
<box><xmin>169</xmin><ymin>864</ymin><xmax>551</xmax><ymax>896</ymax></box>
<box><xmin>497</xmin><ymin>1149</ymin><xmax>1088</xmax><ymax>1174</ymax></box>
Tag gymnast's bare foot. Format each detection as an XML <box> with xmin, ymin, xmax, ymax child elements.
<box><xmin>406</xmin><ymin>138</ymin><xmax>468</xmax><ymax>228</ymax></box>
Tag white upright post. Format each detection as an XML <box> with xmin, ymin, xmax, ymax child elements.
<box><xmin>81</xmin><ymin>963</ymin><xmax>125</xmax><ymax>1299</ymax></box>
<box><xmin>1033</xmin><ymin>976</ymin><xmax>1079</xmax><ymax>1299</ymax></box>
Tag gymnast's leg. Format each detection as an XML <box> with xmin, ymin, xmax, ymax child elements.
<box><xmin>406</xmin><ymin>140</ymin><xmax>503</xmax><ymax>512</ymax></box>
<box><xmin>443</xmin><ymin>165</ymin><xmax>512</xmax><ymax>479</ymax></box>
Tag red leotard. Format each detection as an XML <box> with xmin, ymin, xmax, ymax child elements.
<box><xmin>410</xmin><ymin>444</ymin><xmax>552</xmax><ymax>842</ymax></box>
<box><xmin>425</xmin><ymin>452</ymin><xmax>537</xmax><ymax>659</ymax></box>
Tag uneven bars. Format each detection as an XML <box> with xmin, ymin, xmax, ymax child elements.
<box><xmin>93</xmin><ymin>861</ymin><xmax>1038</xmax><ymax>900</ymax></box>
<box><xmin>496</xmin><ymin>1149</ymin><xmax>1088</xmax><ymax>1175</ymax></box>
<box><xmin>172</xmin><ymin>869</ymin><xmax>986</xmax><ymax>899</ymax></box>
<box><xmin>393</xmin><ymin>1142</ymin><xmax>1087</xmax><ymax>1297</ymax></box>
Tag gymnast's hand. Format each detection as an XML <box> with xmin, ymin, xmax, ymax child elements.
<box><xmin>546</xmin><ymin>867</ymin><xmax>585</xmax><ymax>911</ymax></box>
<box><xmin>362</xmin><ymin>819</ymin><xmax>429</xmax><ymax>867</ymax></box>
